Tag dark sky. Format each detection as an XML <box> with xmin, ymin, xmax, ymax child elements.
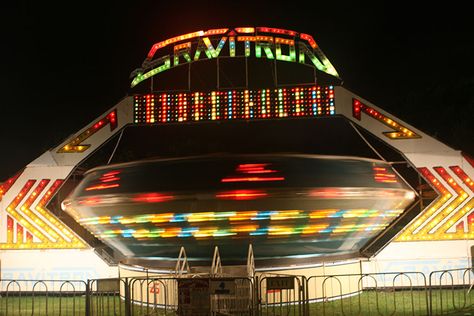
<box><xmin>1</xmin><ymin>1</ymin><xmax>473</xmax><ymax>181</ymax></box>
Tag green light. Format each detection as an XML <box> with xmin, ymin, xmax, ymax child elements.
<box><xmin>203</xmin><ymin>37</ymin><xmax>227</xmax><ymax>58</ymax></box>
<box><xmin>275</xmin><ymin>43</ymin><xmax>296</xmax><ymax>62</ymax></box>
<box><xmin>229</xmin><ymin>37</ymin><xmax>236</xmax><ymax>57</ymax></box>
<box><xmin>255</xmin><ymin>41</ymin><xmax>274</xmax><ymax>59</ymax></box>
<box><xmin>298</xmin><ymin>42</ymin><xmax>325</xmax><ymax>72</ymax></box>
<box><xmin>132</xmin><ymin>29</ymin><xmax>342</xmax><ymax>88</ymax></box>
<box><xmin>173</xmin><ymin>44</ymin><xmax>192</xmax><ymax>66</ymax></box>
<box><xmin>318</xmin><ymin>53</ymin><xmax>339</xmax><ymax>77</ymax></box>
<box><xmin>193</xmin><ymin>40</ymin><xmax>207</xmax><ymax>60</ymax></box>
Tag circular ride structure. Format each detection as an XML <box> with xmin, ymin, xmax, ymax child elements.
<box><xmin>1</xmin><ymin>27</ymin><xmax>473</xmax><ymax>278</ymax></box>
<box><xmin>60</xmin><ymin>26</ymin><xmax>419</xmax><ymax>267</ymax></box>
<box><xmin>63</xmin><ymin>154</ymin><xmax>415</xmax><ymax>263</ymax></box>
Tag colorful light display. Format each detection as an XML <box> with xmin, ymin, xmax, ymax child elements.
<box><xmin>0</xmin><ymin>178</ymin><xmax>85</xmax><ymax>249</ymax></box>
<box><xmin>221</xmin><ymin>163</ymin><xmax>285</xmax><ymax>183</ymax></box>
<box><xmin>352</xmin><ymin>99</ymin><xmax>420</xmax><ymax>139</ymax></box>
<box><xmin>78</xmin><ymin>208</ymin><xmax>403</xmax><ymax>240</ymax></box>
<box><xmin>57</xmin><ymin>110</ymin><xmax>117</xmax><ymax>153</ymax></box>
<box><xmin>134</xmin><ymin>86</ymin><xmax>335</xmax><ymax>123</ymax></box>
<box><xmin>440</xmin><ymin>166</ymin><xmax>474</xmax><ymax>238</ymax></box>
<box><xmin>0</xmin><ymin>172</ymin><xmax>21</xmax><ymax>202</ymax></box>
<box><xmin>63</xmin><ymin>153</ymin><xmax>414</xmax><ymax>259</ymax></box>
<box><xmin>132</xmin><ymin>27</ymin><xmax>339</xmax><ymax>88</ymax></box>
<box><xmin>398</xmin><ymin>166</ymin><xmax>474</xmax><ymax>241</ymax></box>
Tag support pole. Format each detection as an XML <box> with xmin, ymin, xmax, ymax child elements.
<box><xmin>124</xmin><ymin>278</ymin><xmax>131</xmax><ymax>316</ymax></box>
<box><xmin>85</xmin><ymin>280</ymin><xmax>91</xmax><ymax>316</ymax></box>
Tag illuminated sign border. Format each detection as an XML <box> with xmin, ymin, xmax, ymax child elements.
<box><xmin>133</xmin><ymin>85</ymin><xmax>335</xmax><ymax>124</ymax></box>
<box><xmin>131</xmin><ymin>27</ymin><xmax>340</xmax><ymax>88</ymax></box>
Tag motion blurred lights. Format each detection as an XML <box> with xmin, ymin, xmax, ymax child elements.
<box><xmin>216</xmin><ymin>190</ymin><xmax>267</xmax><ymax>200</ymax></box>
<box><xmin>373</xmin><ymin>166</ymin><xmax>397</xmax><ymax>183</ymax></box>
<box><xmin>78</xmin><ymin>208</ymin><xmax>402</xmax><ymax>240</ymax></box>
<box><xmin>222</xmin><ymin>163</ymin><xmax>285</xmax><ymax>183</ymax></box>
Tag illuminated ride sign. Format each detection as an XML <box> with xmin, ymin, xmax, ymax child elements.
<box><xmin>130</xmin><ymin>27</ymin><xmax>340</xmax><ymax>88</ymax></box>
<box><xmin>134</xmin><ymin>86</ymin><xmax>335</xmax><ymax>124</ymax></box>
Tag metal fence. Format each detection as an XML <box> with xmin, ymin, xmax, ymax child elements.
<box><xmin>0</xmin><ymin>279</ymin><xmax>87</xmax><ymax>315</ymax></box>
<box><xmin>257</xmin><ymin>274</ymin><xmax>306</xmax><ymax>316</ymax></box>
<box><xmin>88</xmin><ymin>278</ymin><xmax>125</xmax><ymax>316</ymax></box>
<box><xmin>2</xmin><ymin>268</ymin><xmax>474</xmax><ymax>315</ymax></box>
<box><xmin>429</xmin><ymin>267</ymin><xmax>474</xmax><ymax>315</ymax></box>
<box><xmin>307</xmin><ymin>272</ymin><xmax>429</xmax><ymax>315</ymax></box>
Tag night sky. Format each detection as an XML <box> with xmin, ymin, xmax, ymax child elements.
<box><xmin>1</xmin><ymin>2</ymin><xmax>473</xmax><ymax>181</ymax></box>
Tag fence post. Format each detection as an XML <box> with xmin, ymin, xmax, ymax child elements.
<box><xmin>124</xmin><ymin>278</ymin><xmax>132</xmax><ymax>316</ymax></box>
<box><xmin>428</xmin><ymin>271</ymin><xmax>433</xmax><ymax>316</ymax></box>
<box><xmin>85</xmin><ymin>279</ymin><xmax>91</xmax><ymax>316</ymax></box>
<box><xmin>302</xmin><ymin>276</ymin><xmax>309</xmax><ymax>316</ymax></box>
<box><xmin>254</xmin><ymin>275</ymin><xmax>259</xmax><ymax>316</ymax></box>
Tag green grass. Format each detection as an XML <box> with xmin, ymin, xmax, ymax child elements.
<box><xmin>0</xmin><ymin>295</ymin><xmax>175</xmax><ymax>315</ymax></box>
<box><xmin>1</xmin><ymin>290</ymin><xmax>474</xmax><ymax>315</ymax></box>
<box><xmin>1</xmin><ymin>295</ymin><xmax>87</xmax><ymax>315</ymax></box>
<box><xmin>307</xmin><ymin>289</ymin><xmax>474</xmax><ymax>316</ymax></box>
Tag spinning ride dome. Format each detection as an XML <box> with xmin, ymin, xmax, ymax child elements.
<box><xmin>61</xmin><ymin>27</ymin><xmax>417</xmax><ymax>265</ymax></box>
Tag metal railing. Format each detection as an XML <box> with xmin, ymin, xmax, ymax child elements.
<box><xmin>2</xmin><ymin>268</ymin><xmax>474</xmax><ymax>315</ymax></box>
<box><xmin>429</xmin><ymin>267</ymin><xmax>474</xmax><ymax>315</ymax></box>
<box><xmin>0</xmin><ymin>279</ymin><xmax>87</xmax><ymax>315</ymax></box>
<box><xmin>307</xmin><ymin>272</ymin><xmax>429</xmax><ymax>315</ymax></box>
<box><xmin>257</xmin><ymin>274</ymin><xmax>306</xmax><ymax>316</ymax></box>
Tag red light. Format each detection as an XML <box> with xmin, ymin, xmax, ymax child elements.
<box><xmin>373</xmin><ymin>166</ymin><xmax>397</xmax><ymax>183</ymax></box>
<box><xmin>79</xmin><ymin>197</ymin><xmax>103</xmax><ymax>205</ymax></box>
<box><xmin>309</xmin><ymin>188</ymin><xmax>344</xmax><ymax>198</ymax></box>
<box><xmin>418</xmin><ymin>167</ymin><xmax>449</xmax><ymax>194</ymax></box>
<box><xmin>463</xmin><ymin>153</ymin><xmax>474</xmax><ymax>168</ymax></box>
<box><xmin>7</xmin><ymin>215</ymin><xmax>13</xmax><ymax>243</ymax></box>
<box><xmin>85</xmin><ymin>183</ymin><xmax>120</xmax><ymax>191</ymax></box>
<box><xmin>132</xmin><ymin>193</ymin><xmax>174</xmax><ymax>203</ymax></box>
<box><xmin>100</xmin><ymin>171</ymin><xmax>121</xmax><ymax>182</ymax></box>
<box><xmin>58</xmin><ymin>110</ymin><xmax>118</xmax><ymax>153</ymax></box>
<box><xmin>147</xmin><ymin>30</ymin><xmax>205</xmax><ymax>59</ymax></box>
<box><xmin>7</xmin><ymin>215</ymin><xmax>13</xmax><ymax>229</ymax></box>
<box><xmin>204</xmin><ymin>28</ymin><xmax>228</xmax><ymax>35</ymax></box>
<box><xmin>222</xmin><ymin>163</ymin><xmax>285</xmax><ymax>182</ymax></box>
<box><xmin>267</xmin><ymin>289</ymin><xmax>282</xmax><ymax>294</ymax></box>
<box><xmin>450</xmin><ymin>166</ymin><xmax>474</xmax><ymax>191</ymax></box>
<box><xmin>86</xmin><ymin>170</ymin><xmax>121</xmax><ymax>191</ymax></box>
<box><xmin>26</xmin><ymin>232</ymin><xmax>33</xmax><ymax>242</ymax></box>
<box><xmin>17</xmin><ymin>224</ymin><xmax>23</xmax><ymax>241</ymax></box>
<box><xmin>468</xmin><ymin>212</ymin><xmax>474</xmax><ymax>223</ymax></box>
<box><xmin>216</xmin><ymin>190</ymin><xmax>267</xmax><ymax>200</ymax></box>
<box><xmin>0</xmin><ymin>172</ymin><xmax>21</xmax><ymax>199</ymax></box>
<box><xmin>235</xmin><ymin>27</ymin><xmax>255</xmax><ymax>33</ymax></box>
<box><xmin>236</xmin><ymin>163</ymin><xmax>277</xmax><ymax>174</ymax></box>
<box><xmin>434</xmin><ymin>167</ymin><xmax>464</xmax><ymax>194</ymax></box>
<box><xmin>222</xmin><ymin>177</ymin><xmax>284</xmax><ymax>183</ymax></box>
<box><xmin>300</xmin><ymin>33</ymin><xmax>317</xmax><ymax>48</ymax></box>
<box><xmin>257</xmin><ymin>27</ymin><xmax>297</xmax><ymax>37</ymax></box>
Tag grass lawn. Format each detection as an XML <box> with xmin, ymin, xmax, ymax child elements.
<box><xmin>0</xmin><ymin>295</ymin><xmax>175</xmax><ymax>315</ymax></box>
<box><xmin>307</xmin><ymin>289</ymin><xmax>474</xmax><ymax>316</ymax></box>
<box><xmin>1</xmin><ymin>289</ymin><xmax>474</xmax><ymax>315</ymax></box>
